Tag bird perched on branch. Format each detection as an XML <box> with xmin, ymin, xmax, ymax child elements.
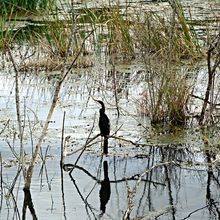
<box><xmin>95</xmin><ymin>100</ymin><xmax>110</xmax><ymax>154</ymax></box>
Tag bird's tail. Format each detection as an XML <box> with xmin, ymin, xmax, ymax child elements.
<box><xmin>103</xmin><ymin>136</ymin><xmax>108</xmax><ymax>155</ymax></box>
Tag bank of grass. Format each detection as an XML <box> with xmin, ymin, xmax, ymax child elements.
<box><xmin>0</xmin><ymin>1</ymin><xmax>202</xmax><ymax>62</ymax></box>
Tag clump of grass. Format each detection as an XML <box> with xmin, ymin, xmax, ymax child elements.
<box><xmin>136</xmin><ymin>0</ymin><xmax>202</xmax><ymax>125</ymax></box>
<box><xmin>44</xmin><ymin>20</ymin><xmax>70</xmax><ymax>57</ymax></box>
<box><xmin>77</xmin><ymin>1</ymin><xmax>201</xmax><ymax>62</ymax></box>
<box><xmin>0</xmin><ymin>0</ymin><xmax>58</xmax><ymax>53</ymax></box>
<box><xmin>164</xmin><ymin>71</ymin><xmax>189</xmax><ymax>125</ymax></box>
<box><xmin>141</xmin><ymin>58</ymin><xmax>191</xmax><ymax>126</ymax></box>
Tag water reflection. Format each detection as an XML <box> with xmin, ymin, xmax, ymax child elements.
<box><xmin>68</xmin><ymin>163</ymin><xmax>100</xmax><ymax>219</ymax></box>
<box><xmin>99</xmin><ymin>161</ymin><xmax>111</xmax><ymax>216</ymax></box>
<box><xmin>67</xmin><ymin>160</ymin><xmax>110</xmax><ymax>217</ymax></box>
<box><xmin>2</xmin><ymin>140</ymin><xmax>220</xmax><ymax>219</ymax></box>
<box><xmin>22</xmin><ymin>189</ymin><xmax>37</xmax><ymax>220</ymax></box>
<box><xmin>205</xmin><ymin>151</ymin><xmax>220</xmax><ymax>219</ymax></box>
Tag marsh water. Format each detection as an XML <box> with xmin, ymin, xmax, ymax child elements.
<box><xmin>1</xmin><ymin>1</ymin><xmax>220</xmax><ymax>220</ymax></box>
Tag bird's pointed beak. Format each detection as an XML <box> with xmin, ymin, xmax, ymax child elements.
<box><xmin>91</xmin><ymin>97</ymin><xmax>98</xmax><ymax>103</ymax></box>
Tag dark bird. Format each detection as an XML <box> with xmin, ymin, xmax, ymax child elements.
<box><xmin>99</xmin><ymin>161</ymin><xmax>111</xmax><ymax>215</ymax></box>
<box><xmin>96</xmin><ymin>100</ymin><xmax>110</xmax><ymax>154</ymax></box>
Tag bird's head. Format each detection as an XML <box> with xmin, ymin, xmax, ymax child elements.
<box><xmin>94</xmin><ymin>99</ymin><xmax>105</xmax><ymax>111</ymax></box>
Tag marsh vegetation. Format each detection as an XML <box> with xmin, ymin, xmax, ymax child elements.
<box><xmin>0</xmin><ymin>0</ymin><xmax>220</xmax><ymax>219</ymax></box>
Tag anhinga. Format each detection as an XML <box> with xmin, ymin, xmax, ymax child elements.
<box><xmin>96</xmin><ymin>100</ymin><xmax>110</xmax><ymax>154</ymax></box>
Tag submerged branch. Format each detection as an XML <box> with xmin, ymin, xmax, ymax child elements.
<box><xmin>60</xmin><ymin>111</ymin><xmax>66</xmax><ymax>168</ymax></box>
<box><xmin>0</xmin><ymin>153</ymin><xmax>3</xmax><ymax>208</ymax></box>
<box><xmin>181</xmin><ymin>203</ymin><xmax>219</xmax><ymax>220</ymax></box>
<box><xmin>65</xmin><ymin>164</ymin><xmax>165</xmax><ymax>186</ymax></box>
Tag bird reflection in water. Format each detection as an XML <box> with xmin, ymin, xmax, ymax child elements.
<box><xmin>99</xmin><ymin>160</ymin><xmax>111</xmax><ymax>216</ymax></box>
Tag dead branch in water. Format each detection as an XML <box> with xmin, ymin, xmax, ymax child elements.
<box><xmin>69</xmin><ymin>119</ymin><xmax>98</xmax><ymax>175</ymax></box>
<box><xmin>199</xmin><ymin>32</ymin><xmax>220</xmax><ymax>125</ymax></box>
<box><xmin>112</xmin><ymin>65</ymin><xmax>120</xmax><ymax>117</ymax></box>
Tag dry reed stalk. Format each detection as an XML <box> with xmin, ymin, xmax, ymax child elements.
<box><xmin>7</xmin><ymin>46</ymin><xmax>25</xmax><ymax>175</ymax></box>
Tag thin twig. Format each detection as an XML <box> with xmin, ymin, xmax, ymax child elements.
<box><xmin>69</xmin><ymin>175</ymin><xmax>98</xmax><ymax>219</ymax></box>
<box><xmin>60</xmin><ymin>30</ymin><xmax>94</xmax><ymax>84</ymax></box>
<box><xmin>69</xmin><ymin>119</ymin><xmax>97</xmax><ymax>174</ymax></box>
<box><xmin>112</xmin><ymin>65</ymin><xmax>120</xmax><ymax>117</ymax></box>
<box><xmin>64</xmin><ymin>163</ymin><xmax>165</xmax><ymax>186</ymax></box>
<box><xmin>0</xmin><ymin>119</ymin><xmax>10</xmax><ymax>135</ymax></box>
<box><xmin>123</xmin><ymin>161</ymin><xmax>175</xmax><ymax>219</ymax></box>
<box><xmin>181</xmin><ymin>203</ymin><xmax>219</xmax><ymax>220</ymax></box>
<box><xmin>60</xmin><ymin>111</ymin><xmax>66</xmax><ymax>168</ymax></box>
<box><xmin>65</xmin><ymin>134</ymin><xmax>100</xmax><ymax>156</ymax></box>
<box><xmin>199</xmin><ymin>31</ymin><xmax>220</xmax><ymax>124</ymax></box>
<box><xmin>191</xmin><ymin>94</ymin><xmax>220</xmax><ymax>106</ymax></box>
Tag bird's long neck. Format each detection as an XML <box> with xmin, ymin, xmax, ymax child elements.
<box><xmin>100</xmin><ymin>103</ymin><xmax>105</xmax><ymax>112</ymax></box>
<box><xmin>100</xmin><ymin>108</ymin><xmax>105</xmax><ymax>115</ymax></box>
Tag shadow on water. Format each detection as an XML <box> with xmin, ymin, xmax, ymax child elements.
<box><xmin>205</xmin><ymin>151</ymin><xmax>220</xmax><ymax>219</ymax></box>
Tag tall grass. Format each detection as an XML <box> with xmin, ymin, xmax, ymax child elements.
<box><xmin>134</xmin><ymin>10</ymin><xmax>200</xmax><ymax>61</ymax></box>
<box><xmin>0</xmin><ymin>0</ymin><xmax>57</xmax><ymax>53</ymax></box>
<box><xmin>0</xmin><ymin>0</ymin><xmax>50</xmax><ymax>14</ymax></box>
<box><xmin>76</xmin><ymin>1</ymin><xmax>201</xmax><ymax>63</ymax></box>
<box><xmin>0</xmin><ymin>9</ymin><xmax>16</xmax><ymax>50</ymax></box>
<box><xmin>0</xmin><ymin>0</ymin><xmax>202</xmax><ymax>62</ymax></box>
<box><xmin>106</xmin><ymin>6</ymin><xmax>135</xmax><ymax>60</ymax></box>
<box><xmin>73</xmin><ymin>5</ymin><xmax>135</xmax><ymax>61</ymax></box>
<box><xmin>142</xmin><ymin>58</ymin><xmax>191</xmax><ymax>125</ymax></box>
<box><xmin>135</xmin><ymin>0</ymin><xmax>202</xmax><ymax>125</ymax></box>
